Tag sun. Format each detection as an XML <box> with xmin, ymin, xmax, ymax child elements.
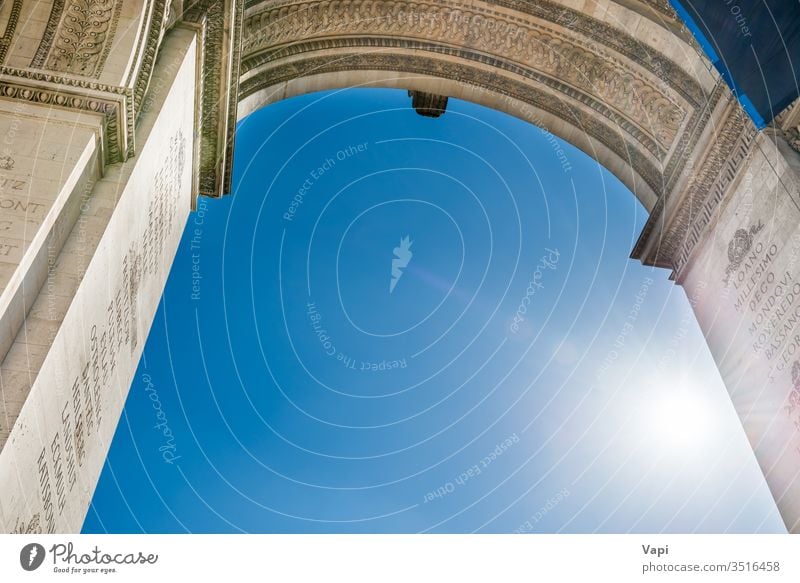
<box><xmin>641</xmin><ymin>384</ymin><xmax>718</xmax><ymax>455</ymax></box>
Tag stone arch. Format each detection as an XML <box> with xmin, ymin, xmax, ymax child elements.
<box><xmin>227</xmin><ymin>0</ymin><xmax>800</xmax><ymax>534</ymax></box>
<box><xmin>235</xmin><ymin>0</ymin><xmax>719</xmax><ymax>214</ymax></box>
<box><xmin>0</xmin><ymin>0</ymin><xmax>799</xmax><ymax>534</ymax></box>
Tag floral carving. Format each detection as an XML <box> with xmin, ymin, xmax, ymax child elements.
<box><xmin>45</xmin><ymin>0</ymin><xmax>121</xmax><ymax>77</ymax></box>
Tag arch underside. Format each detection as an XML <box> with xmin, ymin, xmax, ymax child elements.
<box><xmin>237</xmin><ymin>0</ymin><xmax>725</xmax><ymax>212</ymax></box>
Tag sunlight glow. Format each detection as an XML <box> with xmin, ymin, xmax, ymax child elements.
<box><xmin>642</xmin><ymin>386</ymin><xmax>718</xmax><ymax>454</ymax></box>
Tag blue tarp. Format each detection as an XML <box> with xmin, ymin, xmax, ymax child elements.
<box><xmin>670</xmin><ymin>0</ymin><xmax>800</xmax><ymax>128</ymax></box>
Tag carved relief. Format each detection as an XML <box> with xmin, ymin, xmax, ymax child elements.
<box><xmin>241</xmin><ymin>50</ymin><xmax>665</xmax><ymax>195</ymax></box>
<box><xmin>0</xmin><ymin>153</ymin><xmax>13</xmax><ymax>170</ymax></box>
<box><xmin>37</xmin><ymin>0</ymin><xmax>123</xmax><ymax>77</ymax></box>
<box><xmin>0</xmin><ymin>0</ymin><xmax>23</xmax><ymax>63</ymax></box>
<box><xmin>0</xmin><ymin>67</ymin><xmax>133</xmax><ymax>163</ymax></box>
<box><xmin>634</xmin><ymin>101</ymin><xmax>758</xmax><ymax>276</ymax></box>
<box><xmin>242</xmin><ymin>0</ymin><xmax>687</xmax><ymax>151</ymax></box>
<box><xmin>785</xmin><ymin>125</ymin><xmax>800</xmax><ymax>155</ymax></box>
<box><xmin>724</xmin><ymin>221</ymin><xmax>764</xmax><ymax>284</ymax></box>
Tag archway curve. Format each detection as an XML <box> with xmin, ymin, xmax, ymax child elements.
<box><xmin>235</xmin><ymin>0</ymin><xmax>724</xmax><ymax>213</ymax></box>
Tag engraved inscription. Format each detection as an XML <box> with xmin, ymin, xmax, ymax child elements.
<box><xmin>26</xmin><ymin>131</ymin><xmax>186</xmax><ymax>532</ymax></box>
<box><xmin>36</xmin><ymin>447</ymin><xmax>55</xmax><ymax>533</ymax></box>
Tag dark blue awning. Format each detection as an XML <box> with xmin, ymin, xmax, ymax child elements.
<box><xmin>670</xmin><ymin>0</ymin><xmax>800</xmax><ymax>127</ymax></box>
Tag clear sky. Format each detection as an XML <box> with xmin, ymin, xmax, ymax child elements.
<box><xmin>83</xmin><ymin>88</ymin><xmax>786</xmax><ymax>533</ymax></box>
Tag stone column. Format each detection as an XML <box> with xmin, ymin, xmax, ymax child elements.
<box><xmin>635</xmin><ymin>96</ymin><xmax>800</xmax><ymax>533</ymax></box>
<box><xmin>0</xmin><ymin>26</ymin><xmax>197</xmax><ymax>534</ymax></box>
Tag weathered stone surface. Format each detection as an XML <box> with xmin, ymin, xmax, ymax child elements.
<box><xmin>677</xmin><ymin>130</ymin><xmax>800</xmax><ymax>533</ymax></box>
<box><xmin>0</xmin><ymin>0</ymin><xmax>799</xmax><ymax>533</ymax></box>
<box><xmin>0</xmin><ymin>26</ymin><xmax>195</xmax><ymax>533</ymax></box>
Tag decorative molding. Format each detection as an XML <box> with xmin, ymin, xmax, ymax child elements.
<box><xmin>242</xmin><ymin>0</ymin><xmax>688</xmax><ymax>154</ymax></box>
<box><xmin>775</xmin><ymin>100</ymin><xmax>800</xmax><ymax>155</ymax></box>
<box><xmin>236</xmin><ymin>0</ymin><xmax>727</xmax><ymax>210</ymax></box>
<box><xmin>785</xmin><ymin>126</ymin><xmax>800</xmax><ymax>155</ymax></box>
<box><xmin>244</xmin><ymin>36</ymin><xmax>668</xmax><ymax>159</ymax></box>
<box><xmin>773</xmin><ymin>98</ymin><xmax>800</xmax><ymax>130</ymax></box>
<box><xmin>32</xmin><ymin>0</ymin><xmax>123</xmax><ymax>78</ymax></box>
<box><xmin>131</xmin><ymin>0</ymin><xmax>170</xmax><ymax>114</ymax></box>
<box><xmin>0</xmin><ymin>65</ymin><xmax>134</xmax><ymax>164</ymax></box>
<box><xmin>241</xmin><ymin>51</ymin><xmax>665</xmax><ymax>195</ymax></box>
<box><xmin>632</xmin><ymin>101</ymin><xmax>758</xmax><ymax>278</ymax></box>
<box><xmin>184</xmin><ymin>0</ymin><xmax>243</xmax><ymax>198</ymax></box>
<box><xmin>31</xmin><ymin>0</ymin><xmax>67</xmax><ymax>68</ymax></box>
<box><xmin>0</xmin><ymin>0</ymin><xmax>23</xmax><ymax>63</ymax></box>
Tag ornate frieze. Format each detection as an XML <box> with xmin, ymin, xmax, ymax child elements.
<box><xmin>129</xmin><ymin>0</ymin><xmax>171</xmax><ymax>114</ymax></box>
<box><xmin>240</xmin><ymin>50</ymin><xmax>665</xmax><ymax>195</ymax></box>
<box><xmin>242</xmin><ymin>0</ymin><xmax>688</xmax><ymax>154</ymax></box>
<box><xmin>632</xmin><ymin>99</ymin><xmax>759</xmax><ymax>278</ymax></box>
<box><xmin>32</xmin><ymin>0</ymin><xmax>123</xmax><ymax>77</ymax></box>
<box><xmin>786</xmin><ymin>126</ymin><xmax>800</xmax><ymax>155</ymax></box>
<box><xmin>775</xmin><ymin>99</ymin><xmax>800</xmax><ymax>155</ymax></box>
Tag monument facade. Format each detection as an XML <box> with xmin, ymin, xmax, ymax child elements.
<box><xmin>0</xmin><ymin>0</ymin><xmax>798</xmax><ymax>532</ymax></box>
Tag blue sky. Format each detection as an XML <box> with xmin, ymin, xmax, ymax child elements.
<box><xmin>84</xmin><ymin>88</ymin><xmax>785</xmax><ymax>533</ymax></box>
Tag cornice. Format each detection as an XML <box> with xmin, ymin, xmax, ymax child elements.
<box><xmin>0</xmin><ymin>65</ymin><xmax>134</xmax><ymax>164</ymax></box>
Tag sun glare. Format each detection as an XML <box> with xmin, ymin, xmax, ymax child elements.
<box><xmin>642</xmin><ymin>386</ymin><xmax>718</xmax><ymax>454</ymax></box>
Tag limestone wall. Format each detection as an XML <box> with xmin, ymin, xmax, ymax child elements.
<box><xmin>0</xmin><ymin>26</ymin><xmax>196</xmax><ymax>533</ymax></box>
<box><xmin>679</xmin><ymin>130</ymin><xmax>800</xmax><ymax>533</ymax></box>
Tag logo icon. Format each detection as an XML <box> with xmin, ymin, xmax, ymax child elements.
<box><xmin>390</xmin><ymin>236</ymin><xmax>413</xmax><ymax>293</ymax></box>
<box><xmin>20</xmin><ymin>543</ymin><xmax>46</xmax><ymax>571</ymax></box>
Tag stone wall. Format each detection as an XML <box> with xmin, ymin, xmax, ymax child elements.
<box><xmin>0</xmin><ymin>26</ymin><xmax>196</xmax><ymax>533</ymax></box>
